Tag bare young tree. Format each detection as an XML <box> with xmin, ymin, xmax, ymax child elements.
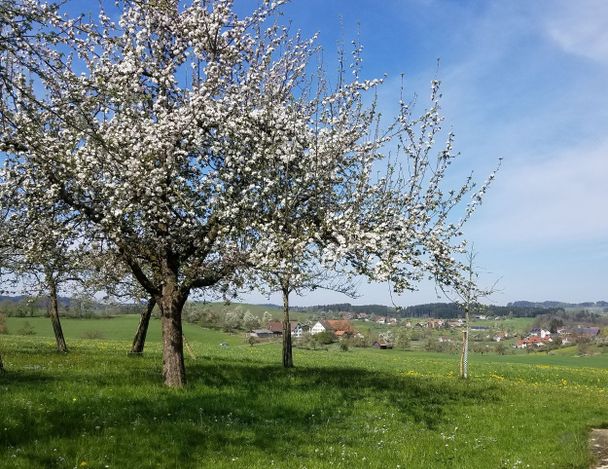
<box><xmin>443</xmin><ymin>248</ymin><xmax>499</xmax><ymax>379</ymax></box>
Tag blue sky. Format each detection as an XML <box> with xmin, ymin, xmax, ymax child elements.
<box><xmin>240</xmin><ymin>0</ymin><xmax>608</xmax><ymax>306</ymax></box>
<box><xmin>19</xmin><ymin>0</ymin><xmax>607</xmax><ymax>306</ymax></box>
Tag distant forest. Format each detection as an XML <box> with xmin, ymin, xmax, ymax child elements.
<box><xmin>2</xmin><ymin>294</ymin><xmax>607</xmax><ymax>320</ymax></box>
<box><xmin>294</xmin><ymin>301</ymin><xmax>608</xmax><ymax>319</ymax></box>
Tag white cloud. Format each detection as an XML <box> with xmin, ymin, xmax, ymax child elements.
<box><xmin>470</xmin><ymin>140</ymin><xmax>608</xmax><ymax>243</ymax></box>
<box><xmin>545</xmin><ymin>0</ymin><xmax>608</xmax><ymax>65</ymax></box>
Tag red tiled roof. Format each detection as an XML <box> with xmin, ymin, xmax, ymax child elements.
<box><xmin>321</xmin><ymin>320</ymin><xmax>354</xmax><ymax>334</ymax></box>
<box><xmin>519</xmin><ymin>335</ymin><xmax>551</xmax><ymax>346</ymax></box>
<box><xmin>266</xmin><ymin>320</ymin><xmax>298</xmax><ymax>333</ymax></box>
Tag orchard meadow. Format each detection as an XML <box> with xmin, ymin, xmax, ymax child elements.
<box><xmin>1</xmin><ymin>315</ymin><xmax>607</xmax><ymax>468</ymax></box>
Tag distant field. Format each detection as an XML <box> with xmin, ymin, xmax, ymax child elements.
<box><xmin>182</xmin><ymin>301</ymin><xmax>317</xmax><ymax>323</ymax></box>
<box><xmin>472</xmin><ymin>317</ymin><xmax>535</xmax><ymax>331</ymax></box>
<box><xmin>4</xmin><ymin>315</ymin><xmax>245</xmax><ymax>345</ymax></box>
<box><xmin>1</xmin><ymin>316</ymin><xmax>607</xmax><ymax>468</ymax></box>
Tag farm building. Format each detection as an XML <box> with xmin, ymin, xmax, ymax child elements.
<box><xmin>310</xmin><ymin>320</ymin><xmax>355</xmax><ymax>337</ymax></box>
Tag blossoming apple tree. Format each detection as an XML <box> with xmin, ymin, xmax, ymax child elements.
<box><xmin>0</xmin><ymin>209</ymin><xmax>83</xmax><ymax>353</ymax></box>
<box><xmin>249</xmin><ymin>53</ymin><xmax>498</xmax><ymax>367</ymax></box>
<box><xmin>0</xmin><ymin>0</ymin><xmax>496</xmax><ymax>386</ymax></box>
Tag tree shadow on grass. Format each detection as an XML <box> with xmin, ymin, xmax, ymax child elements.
<box><xmin>0</xmin><ymin>370</ymin><xmax>56</xmax><ymax>388</ymax></box>
<box><xmin>187</xmin><ymin>359</ymin><xmax>500</xmax><ymax>428</ymax></box>
<box><xmin>0</xmin><ymin>357</ymin><xmax>501</xmax><ymax>467</ymax></box>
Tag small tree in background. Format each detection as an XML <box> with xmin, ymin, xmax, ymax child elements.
<box><xmin>243</xmin><ymin>311</ymin><xmax>261</xmax><ymax>331</ymax></box>
<box><xmin>262</xmin><ymin>311</ymin><xmax>273</xmax><ymax>325</ymax></box>
<box><xmin>395</xmin><ymin>329</ymin><xmax>411</xmax><ymax>350</ymax></box>
<box><xmin>495</xmin><ymin>342</ymin><xmax>507</xmax><ymax>355</ymax></box>
<box><xmin>223</xmin><ymin>311</ymin><xmax>242</xmax><ymax>332</ymax></box>
<box><xmin>0</xmin><ymin>200</ymin><xmax>89</xmax><ymax>353</ymax></box>
<box><xmin>443</xmin><ymin>248</ymin><xmax>499</xmax><ymax>378</ymax></box>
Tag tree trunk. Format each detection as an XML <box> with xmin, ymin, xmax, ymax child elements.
<box><xmin>130</xmin><ymin>297</ymin><xmax>156</xmax><ymax>354</ymax></box>
<box><xmin>282</xmin><ymin>287</ymin><xmax>293</xmax><ymax>368</ymax></box>
<box><xmin>159</xmin><ymin>294</ymin><xmax>186</xmax><ymax>387</ymax></box>
<box><xmin>460</xmin><ymin>305</ymin><xmax>469</xmax><ymax>379</ymax></box>
<box><xmin>48</xmin><ymin>277</ymin><xmax>68</xmax><ymax>353</ymax></box>
<box><xmin>157</xmin><ymin>262</ymin><xmax>187</xmax><ymax>387</ymax></box>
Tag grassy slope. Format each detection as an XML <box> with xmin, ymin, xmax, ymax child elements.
<box><xmin>187</xmin><ymin>302</ymin><xmax>312</xmax><ymax>322</ymax></box>
<box><xmin>474</xmin><ymin>317</ymin><xmax>536</xmax><ymax>331</ymax></box>
<box><xmin>0</xmin><ymin>316</ymin><xmax>607</xmax><ymax>468</ymax></box>
<box><xmin>4</xmin><ymin>316</ymin><xmax>244</xmax><ymax>345</ymax></box>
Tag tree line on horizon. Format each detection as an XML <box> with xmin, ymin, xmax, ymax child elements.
<box><xmin>293</xmin><ymin>302</ymin><xmax>575</xmax><ymax>319</ymax></box>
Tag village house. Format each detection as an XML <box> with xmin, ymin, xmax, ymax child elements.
<box><xmin>447</xmin><ymin>319</ymin><xmax>464</xmax><ymax>328</ymax></box>
<box><xmin>372</xmin><ymin>340</ymin><xmax>393</xmax><ymax>349</ymax></box>
<box><xmin>556</xmin><ymin>327</ymin><xmax>601</xmax><ymax>345</ymax></box>
<box><xmin>292</xmin><ymin>323</ymin><xmax>310</xmax><ymax>338</ymax></box>
<box><xmin>266</xmin><ymin>320</ymin><xmax>298</xmax><ymax>336</ymax></box>
<box><xmin>571</xmin><ymin>326</ymin><xmax>600</xmax><ymax>338</ymax></box>
<box><xmin>529</xmin><ymin>328</ymin><xmax>551</xmax><ymax>339</ymax></box>
<box><xmin>248</xmin><ymin>329</ymin><xmax>274</xmax><ymax>339</ymax></box>
<box><xmin>310</xmin><ymin>319</ymin><xmax>355</xmax><ymax>338</ymax></box>
<box><xmin>515</xmin><ymin>335</ymin><xmax>552</xmax><ymax>349</ymax></box>
<box><xmin>266</xmin><ymin>320</ymin><xmax>309</xmax><ymax>338</ymax></box>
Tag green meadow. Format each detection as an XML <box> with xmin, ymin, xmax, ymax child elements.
<box><xmin>1</xmin><ymin>315</ymin><xmax>607</xmax><ymax>468</ymax></box>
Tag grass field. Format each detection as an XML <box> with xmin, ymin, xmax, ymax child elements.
<box><xmin>3</xmin><ymin>315</ymin><xmax>245</xmax><ymax>345</ymax></box>
<box><xmin>1</xmin><ymin>315</ymin><xmax>607</xmax><ymax>468</ymax></box>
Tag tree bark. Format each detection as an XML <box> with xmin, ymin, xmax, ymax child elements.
<box><xmin>158</xmin><ymin>259</ymin><xmax>187</xmax><ymax>387</ymax></box>
<box><xmin>460</xmin><ymin>305</ymin><xmax>469</xmax><ymax>379</ymax></box>
<box><xmin>130</xmin><ymin>297</ymin><xmax>156</xmax><ymax>354</ymax></box>
<box><xmin>159</xmin><ymin>295</ymin><xmax>186</xmax><ymax>387</ymax></box>
<box><xmin>282</xmin><ymin>287</ymin><xmax>293</xmax><ymax>368</ymax></box>
<box><xmin>47</xmin><ymin>276</ymin><xmax>68</xmax><ymax>353</ymax></box>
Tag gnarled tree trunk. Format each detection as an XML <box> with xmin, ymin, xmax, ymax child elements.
<box><xmin>282</xmin><ymin>287</ymin><xmax>293</xmax><ymax>368</ymax></box>
<box><xmin>47</xmin><ymin>275</ymin><xmax>67</xmax><ymax>353</ymax></box>
<box><xmin>158</xmin><ymin>259</ymin><xmax>187</xmax><ymax>387</ymax></box>
<box><xmin>130</xmin><ymin>297</ymin><xmax>156</xmax><ymax>354</ymax></box>
<box><xmin>159</xmin><ymin>294</ymin><xmax>186</xmax><ymax>387</ymax></box>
